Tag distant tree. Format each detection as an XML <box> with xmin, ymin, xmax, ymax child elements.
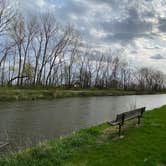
<box><xmin>135</xmin><ymin>67</ymin><xmax>165</xmax><ymax>91</ymax></box>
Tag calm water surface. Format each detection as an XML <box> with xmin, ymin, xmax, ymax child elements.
<box><xmin>0</xmin><ymin>94</ymin><xmax>166</xmax><ymax>152</ymax></box>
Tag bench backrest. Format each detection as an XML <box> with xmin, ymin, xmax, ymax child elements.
<box><xmin>124</xmin><ymin>107</ymin><xmax>145</xmax><ymax>120</ymax></box>
<box><xmin>115</xmin><ymin>107</ymin><xmax>146</xmax><ymax>124</ymax></box>
<box><xmin>116</xmin><ymin>114</ymin><xmax>125</xmax><ymax>122</ymax></box>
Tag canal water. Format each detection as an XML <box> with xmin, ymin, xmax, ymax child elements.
<box><xmin>0</xmin><ymin>94</ymin><xmax>166</xmax><ymax>152</ymax></box>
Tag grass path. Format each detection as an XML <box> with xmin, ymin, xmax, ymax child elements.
<box><xmin>0</xmin><ymin>106</ymin><xmax>166</xmax><ymax>166</ymax></box>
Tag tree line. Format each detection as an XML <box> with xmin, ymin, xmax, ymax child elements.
<box><xmin>0</xmin><ymin>0</ymin><xmax>165</xmax><ymax>91</ymax></box>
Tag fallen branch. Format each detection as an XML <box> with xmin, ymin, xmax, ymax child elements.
<box><xmin>7</xmin><ymin>76</ymin><xmax>30</xmax><ymax>85</ymax></box>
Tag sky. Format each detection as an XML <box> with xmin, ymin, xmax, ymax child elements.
<box><xmin>16</xmin><ymin>0</ymin><xmax>166</xmax><ymax>72</ymax></box>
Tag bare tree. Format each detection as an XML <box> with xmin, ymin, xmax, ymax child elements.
<box><xmin>0</xmin><ymin>4</ymin><xmax>165</xmax><ymax>90</ymax></box>
<box><xmin>0</xmin><ymin>0</ymin><xmax>14</xmax><ymax>36</ymax></box>
<box><xmin>135</xmin><ymin>67</ymin><xmax>165</xmax><ymax>91</ymax></box>
<box><xmin>20</xmin><ymin>16</ymin><xmax>38</xmax><ymax>85</ymax></box>
<box><xmin>36</xmin><ymin>13</ymin><xmax>58</xmax><ymax>84</ymax></box>
<box><xmin>10</xmin><ymin>16</ymin><xmax>26</xmax><ymax>85</ymax></box>
<box><xmin>45</xmin><ymin>25</ymin><xmax>73</xmax><ymax>86</ymax></box>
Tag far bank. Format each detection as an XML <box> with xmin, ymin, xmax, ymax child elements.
<box><xmin>0</xmin><ymin>88</ymin><xmax>166</xmax><ymax>101</ymax></box>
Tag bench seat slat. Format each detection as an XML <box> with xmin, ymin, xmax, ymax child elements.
<box><xmin>124</xmin><ymin>112</ymin><xmax>141</xmax><ymax>119</ymax></box>
<box><xmin>125</xmin><ymin>115</ymin><xmax>140</xmax><ymax>121</ymax></box>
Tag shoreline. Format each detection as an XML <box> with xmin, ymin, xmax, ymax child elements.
<box><xmin>0</xmin><ymin>88</ymin><xmax>166</xmax><ymax>102</ymax></box>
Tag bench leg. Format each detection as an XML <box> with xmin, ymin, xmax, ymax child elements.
<box><xmin>118</xmin><ymin>123</ymin><xmax>122</xmax><ymax>137</ymax></box>
<box><xmin>138</xmin><ymin>116</ymin><xmax>141</xmax><ymax>125</ymax></box>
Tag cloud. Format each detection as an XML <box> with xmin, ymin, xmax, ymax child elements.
<box><xmin>36</xmin><ymin>0</ymin><xmax>45</xmax><ymax>7</ymax></box>
<box><xmin>13</xmin><ymin>0</ymin><xmax>166</xmax><ymax>72</ymax></box>
<box><xmin>19</xmin><ymin>0</ymin><xmax>161</xmax><ymax>41</ymax></box>
<box><xmin>150</xmin><ymin>54</ymin><xmax>166</xmax><ymax>60</ymax></box>
<box><xmin>158</xmin><ymin>18</ymin><xmax>166</xmax><ymax>32</ymax></box>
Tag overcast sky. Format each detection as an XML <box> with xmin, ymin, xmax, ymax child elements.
<box><xmin>16</xmin><ymin>0</ymin><xmax>166</xmax><ymax>72</ymax></box>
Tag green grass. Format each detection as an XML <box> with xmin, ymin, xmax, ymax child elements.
<box><xmin>0</xmin><ymin>106</ymin><xmax>166</xmax><ymax>166</ymax></box>
<box><xmin>0</xmin><ymin>87</ymin><xmax>165</xmax><ymax>101</ymax></box>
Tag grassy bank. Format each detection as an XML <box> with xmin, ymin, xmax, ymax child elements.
<box><xmin>0</xmin><ymin>87</ymin><xmax>165</xmax><ymax>101</ymax></box>
<box><xmin>0</xmin><ymin>106</ymin><xmax>166</xmax><ymax>166</ymax></box>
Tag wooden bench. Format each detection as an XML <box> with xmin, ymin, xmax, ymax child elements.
<box><xmin>108</xmin><ymin>107</ymin><xmax>146</xmax><ymax>136</ymax></box>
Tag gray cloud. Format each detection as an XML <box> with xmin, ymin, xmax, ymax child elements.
<box><xmin>20</xmin><ymin>0</ymin><xmax>163</xmax><ymax>42</ymax></box>
<box><xmin>150</xmin><ymin>54</ymin><xmax>166</xmax><ymax>60</ymax></box>
<box><xmin>56</xmin><ymin>1</ymin><xmax>89</xmax><ymax>16</ymax></box>
<box><xmin>100</xmin><ymin>7</ymin><xmax>153</xmax><ymax>42</ymax></box>
<box><xmin>158</xmin><ymin>18</ymin><xmax>166</xmax><ymax>32</ymax></box>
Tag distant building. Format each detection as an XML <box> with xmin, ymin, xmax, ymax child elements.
<box><xmin>72</xmin><ymin>80</ymin><xmax>81</xmax><ymax>88</ymax></box>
